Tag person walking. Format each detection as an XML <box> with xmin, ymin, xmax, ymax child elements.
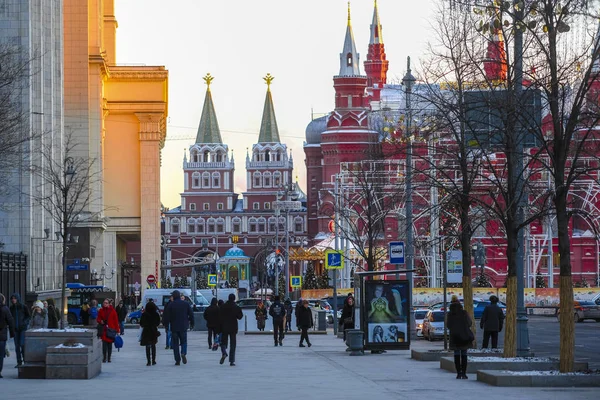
<box><xmin>115</xmin><ymin>300</ymin><xmax>128</xmax><ymax>335</ymax></box>
<box><xmin>28</xmin><ymin>301</ymin><xmax>48</xmax><ymax>330</ymax></box>
<box><xmin>97</xmin><ymin>299</ymin><xmax>120</xmax><ymax>363</ymax></box>
<box><xmin>447</xmin><ymin>295</ymin><xmax>473</xmax><ymax>379</ymax></box>
<box><xmin>0</xmin><ymin>293</ymin><xmax>16</xmax><ymax>378</ymax></box>
<box><xmin>9</xmin><ymin>293</ymin><xmax>30</xmax><ymax>367</ymax></box>
<box><xmin>140</xmin><ymin>300</ymin><xmax>161</xmax><ymax>366</ymax></box>
<box><xmin>480</xmin><ymin>295</ymin><xmax>504</xmax><ymax>349</ymax></box>
<box><xmin>254</xmin><ymin>301</ymin><xmax>267</xmax><ymax>332</ymax></box>
<box><xmin>283</xmin><ymin>298</ymin><xmax>293</xmax><ymax>332</ymax></box>
<box><xmin>218</xmin><ymin>293</ymin><xmax>243</xmax><ymax>366</ymax></box>
<box><xmin>162</xmin><ymin>290</ymin><xmax>194</xmax><ymax>366</ymax></box>
<box><xmin>297</xmin><ymin>300</ymin><xmax>313</xmax><ymax>347</ymax></box>
<box><xmin>163</xmin><ymin>295</ymin><xmax>173</xmax><ymax>349</ymax></box>
<box><xmin>203</xmin><ymin>297</ymin><xmax>220</xmax><ymax>349</ymax></box>
<box><xmin>269</xmin><ymin>295</ymin><xmax>286</xmax><ymax>346</ymax></box>
<box><xmin>339</xmin><ymin>295</ymin><xmax>355</xmax><ymax>341</ymax></box>
<box><xmin>47</xmin><ymin>299</ymin><xmax>60</xmax><ymax>329</ymax></box>
<box><xmin>80</xmin><ymin>301</ymin><xmax>91</xmax><ymax>326</ymax></box>
<box><xmin>295</xmin><ymin>297</ymin><xmax>303</xmax><ymax>331</ymax></box>
<box><xmin>90</xmin><ymin>299</ymin><xmax>99</xmax><ymax>328</ymax></box>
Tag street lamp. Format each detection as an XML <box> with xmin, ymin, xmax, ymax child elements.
<box><xmin>274</xmin><ymin>181</ymin><xmax>301</xmax><ymax>298</ymax></box>
<box><xmin>59</xmin><ymin>157</ymin><xmax>76</xmax><ymax>328</ymax></box>
<box><xmin>91</xmin><ymin>262</ymin><xmax>116</xmax><ymax>285</ymax></box>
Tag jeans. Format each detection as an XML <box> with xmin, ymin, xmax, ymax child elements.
<box><xmin>273</xmin><ymin>320</ymin><xmax>284</xmax><ymax>343</ymax></box>
<box><xmin>0</xmin><ymin>340</ymin><xmax>6</xmax><ymax>375</ymax></box>
<box><xmin>208</xmin><ymin>327</ymin><xmax>217</xmax><ymax>348</ymax></box>
<box><xmin>220</xmin><ymin>332</ymin><xmax>236</xmax><ymax>363</ymax></box>
<box><xmin>165</xmin><ymin>328</ymin><xmax>171</xmax><ymax>348</ymax></box>
<box><xmin>482</xmin><ymin>330</ymin><xmax>499</xmax><ymax>349</ymax></box>
<box><xmin>171</xmin><ymin>330</ymin><xmax>187</xmax><ymax>363</ymax></box>
<box><xmin>119</xmin><ymin>321</ymin><xmax>125</xmax><ymax>335</ymax></box>
<box><xmin>14</xmin><ymin>330</ymin><xmax>25</xmax><ymax>364</ymax></box>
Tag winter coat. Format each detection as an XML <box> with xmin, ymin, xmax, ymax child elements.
<box><xmin>219</xmin><ymin>300</ymin><xmax>243</xmax><ymax>334</ymax></box>
<box><xmin>283</xmin><ymin>301</ymin><xmax>293</xmax><ymax>321</ymax></box>
<box><xmin>139</xmin><ymin>310</ymin><xmax>161</xmax><ymax>346</ymax></box>
<box><xmin>115</xmin><ymin>304</ymin><xmax>128</xmax><ymax>322</ymax></box>
<box><xmin>447</xmin><ymin>302</ymin><xmax>473</xmax><ymax>351</ymax></box>
<box><xmin>295</xmin><ymin>301</ymin><xmax>303</xmax><ymax>326</ymax></box>
<box><xmin>203</xmin><ymin>304</ymin><xmax>220</xmax><ymax>329</ymax></box>
<box><xmin>255</xmin><ymin>305</ymin><xmax>267</xmax><ymax>320</ymax></box>
<box><xmin>80</xmin><ymin>304</ymin><xmax>90</xmax><ymax>325</ymax></box>
<box><xmin>162</xmin><ymin>298</ymin><xmax>194</xmax><ymax>332</ymax></box>
<box><xmin>480</xmin><ymin>303</ymin><xmax>505</xmax><ymax>332</ymax></box>
<box><xmin>9</xmin><ymin>293</ymin><xmax>30</xmax><ymax>332</ymax></box>
<box><xmin>47</xmin><ymin>302</ymin><xmax>60</xmax><ymax>329</ymax></box>
<box><xmin>29</xmin><ymin>308</ymin><xmax>48</xmax><ymax>330</ymax></box>
<box><xmin>340</xmin><ymin>302</ymin><xmax>354</xmax><ymax>330</ymax></box>
<box><xmin>0</xmin><ymin>303</ymin><xmax>15</xmax><ymax>342</ymax></box>
<box><xmin>297</xmin><ymin>306</ymin><xmax>314</xmax><ymax>329</ymax></box>
<box><xmin>269</xmin><ymin>301</ymin><xmax>286</xmax><ymax>322</ymax></box>
<box><xmin>97</xmin><ymin>306</ymin><xmax>120</xmax><ymax>343</ymax></box>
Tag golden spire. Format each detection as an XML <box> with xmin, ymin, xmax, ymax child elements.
<box><xmin>203</xmin><ymin>73</ymin><xmax>214</xmax><ymax>91</ymax></box>
<box><xmin>263</xmin><ymin>73</ymin><xmax>275</xmax><ymax>91</ymax></box>
<box><xmin>347</xmin><ymin>1</ymin><xmax>352</xmax><ymax>26</ymax></box>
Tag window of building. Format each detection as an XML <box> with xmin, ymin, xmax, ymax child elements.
<box><xmin>202</xmin><ymin>172</ymin><xmax>210</xmax><ymax>188</ymax></box>
<box><xmin>189</xmin><ymin>203</ymin><xmax>196</xmax><ymax>211</ymax></box>
<box><xmin>216</xmin><ymin>218</ymin><xmax>225</xmax><ymax>233</ymax></box>
<box><xmin>232</xmin><ymin>218</ymin><xmax>241</xmax><ymax>233</ymax></box>
<box><xmin>171</xmin><ymin>218</ymin><xmax>180</xmax><ymax>234</ymax></box>
<box><xmin>253</xmin><ymin>171</ymin><xmax>262</xmax><ymax>188</ymax></box>
<box><xmin>268</xmin><ymin>217</ymin><xmax>276</xmax><ymax>233</ymax></box>
<box><xmin>253</xmin><ymin>202</ymin><xmax>260</xmax><ymax>210</ymax></box>
<box><xmin>249</xmin><ymin>218</ymin><xmax>257</xmax><ymax>233</ymax></box>
<box><xmin>203</xmin><ymin>151</ymin><xmax>210</xmax><ymax>162</ymax></box>
<box><xmin>192</xmin><ymin>172</ymin><xmax>200</xmax><ymax>188</ymax></box>
<box><xmin>188</xmin><ymin>219</ymin><xmax>196</xmax><ymax>233</ymax></box>
<box><xmin>192</xmin><ymin>150</ymin><xmax>199</xmax><ymax>163</ymax></box>
<box><xmin>197</xmin><ymin>219</ymin><xmax>205</xmax><ymax>233</ymax></box>
<box><xmin>215</xmin><ymin>152</ymin><xmax>223</xmax><ymax>162</ymax></box>
<box><xmin>217</xmin><ymin>203</ymin><xmax>224</xmax><ymax>210</ymax></box>
<box><xmin>212</xmin><ymin>172</ymin><xmax>221</xmax><ymax>188</ymax></box>
<box><xmin>264</xmin><ymin>202</ymin><xmax>271</xmax><ymax>210</ymax></box>
<box><xmin>258</xmin><ymin>217</ymin><xmax>266</xmax><ymax>233</ymax></box>
<box><xmin>207</xmin><ymin>218</ymin><xmax>216</xmax><ymax>233</ymax></box>
<box><xmin>294</xmin><ymin>217</ymin><xmax>304</xmax><ymax>233</ymax></box>
<box><xmin>278</xmin><ymin>216</ymin><xmax>286</xmax><ymax>232</ymax></box>
<box><xmin>273</xmin><ymin>171</ymin><xmax>281</xmax><ymax>186</ymax></box>
<box><xmin>263</xmin><ymin>172</ymin><xmax>272</xmax><ymax>188</ymax></box>
<box><xmin>203</xmin><ymin>203</ymin><xmax>210</xmax><ymax>211</ymax></box>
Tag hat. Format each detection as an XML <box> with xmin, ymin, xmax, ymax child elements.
<box><xmin>34</xmin><ymin>300</ymin><xmax>44</xmax><ymax>309</ymax></box>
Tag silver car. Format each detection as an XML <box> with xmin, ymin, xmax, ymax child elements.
<box><xmin>422</xmin><ymin>310</ymin><xmax>446</xmax><ymax>341</ymax></box>
<box><xmin>414</xmin><ymin>309</ymin><xmax>429</xmax><ymax>337</ymax></box>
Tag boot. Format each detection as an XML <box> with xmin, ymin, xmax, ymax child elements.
<box><xmin>146</xmin><ymin>347</ymin><xmax>151</xmax><ymax>366</ymax></box>
<box><xmin>454</xmin><ymin>355</ymin><xmax>462</xmax><ymax>379</ymax></box>
<box><xmin>461</xmin><ymin>355</ymin><xmax>468</xmax><ymax>379</ymax></box>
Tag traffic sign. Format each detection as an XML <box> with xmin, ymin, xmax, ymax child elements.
<box><xmin>446</xmin><ymin>250</ymin><xmax>463</xmax><ymax>284</ymax></box>
<box><xmin>389</xmin><ymin>241</ymin><xmax>405</xmax><ymax>264</ymax></box>
<box><xmin>325</xmin><ymin>250</ymin><xmax>344</xmax><ymax>269</ymax></box>
<box><xmin>208</xmin><ymin>274</ymin><xmax>217</xmax><ymax>287</ymax></box>
<box><xmin>291</xmin><ymin>276</ymin><xmax>302</xmax><ymax>288</ymax></box>
<box><xmin>134</xmin><ymin>290</ymin><xmax>140</xmax><ymax>296</ymax></box>
<box><xmin>146</xmin><ymin>275</ymin><xmax>156</xmax><ymax>285</ymax></box>
<box><xmin>134</xmin><ymin>282</ymin><xmax>141</xmax><ymax>291</ymax></box>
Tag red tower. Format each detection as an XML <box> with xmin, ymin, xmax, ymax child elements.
<box><xmin>483</xmin><ymin>24</ymin><xmax>508</xmax><ymax>82</ymax></box>
<box><xmin>364</xmin><ymin>0</ymin><xmax>389</xmax><ymax>102</ymax></box>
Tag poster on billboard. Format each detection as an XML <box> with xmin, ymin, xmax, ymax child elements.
<box><xmin>446</xmin><ymin>250</ymin><xmax>463</xmax><ymax>284</ymax></box>
<box><xmin>363</xmin><ymin>280</ymin><xmax>410</xmax><ymax>350</ymax></box>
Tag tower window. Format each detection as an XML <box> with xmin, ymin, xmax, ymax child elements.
<box><xmin>346</xmin><ymin>53</ymin><xmax>352</xmax><ymax>66</ymax></box>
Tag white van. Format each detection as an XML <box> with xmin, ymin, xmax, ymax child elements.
<box><xmin>198</xmin><ymin>288</ymin><xmax>238</xmax><ymax>303</ymax></box>
<box><xmin>141</xmin><ymin>289</ymin><xmax>210</xmax><ymax>313</ymax></box>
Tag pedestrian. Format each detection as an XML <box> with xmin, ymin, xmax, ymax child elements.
<box><xmin>298</xmin><ymin>300</ymin><xmax>313</xmax><ymax>347</ymax></box>
<box><xmin>97</xmin><ymin>298</ymin><xmax>120</xmax><ymax>363</ymax></box>
<box><xmin>340</xmin><ymin>295</ymin><xmax>355</xmax><ymax>341</ymax></box>
<box><xmin>162</xmin><ymin>290</ymin><xmax>194</xmax><ymax>366</ymax></box>
<box><xmin>295</xmin><ymin>297</ymin><xmax>303</xmax><ymax>331</ymax></box>
<box><xmin>47</xmin><ymin>299</ymin><xmax>60</xmax><ymax>329</ymax></box>
<box><xmin>29</xmin><ymin>301</ymin><xmax>48</xmax><ymax>330</ymax></box>
<box><xmin>115</xmin><ymin>300</ymin><xmax>127</xmax><ymax>335</ymax></box>
<box><xmin>90</xmin><ymin>299</ymin><xmax>99</xmax><ymax>328</ymax></box>
<box><xmin>218</xmin><ymin>293</ymin><xmax>243</xmax><ymax>366</ymax></box>
<box><xmin>254</xmin><ymin>300</ymin><xmax>267</xmax><ymax>331</ymax></box>
<box><xmin>9</xmin><ymin>293</ymin><xmax>30</xmax><ymax>367</ymax></box>
<box><xmin>203</xmin><ymin>297</ymin><xmax>219</xmax><ymax>349</ymax></box>
<box><xmin>163</xmin><ymin>295</ymin><xmax>173</xmax><ymax>349</ymax></box>
<box><xmin>269</xmin><ymin>295</ymin><xmax>286</xmax><ymax>346</ymax></box>
<box><xmin>283</xmin><ymin>298</ymin><xmax>293</xmax><ymax>332</ymax></box>
<box><xmin>80</xmin><ymin>301</ymin><xmax>90</xmax><ymax>326</ymax></box>
<box><xmin>0</xmin><ymin>293</ymin><xmax>16</xmax><ymax>378</ymax></box>
<box><xmin>447</xmin><ymin>295</ymin><xmax>473</xmax><ymax>379</ymax></box>
<box><xmin>140</xmin><ymin>300</ymin><xmax>160</xmax><ymax>366</ymax></box>
<box><xmin>480</xmin><ymin>295</ymin><xmax>504</xmax><ymax>349</ymax></box>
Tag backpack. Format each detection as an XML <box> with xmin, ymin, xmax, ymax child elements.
<box><xmin>271</xmin><ymin>304</ymin><xmax>283</xmax><ymax>318</ymax></box>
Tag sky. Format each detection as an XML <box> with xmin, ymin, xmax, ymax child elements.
<box><xmin>115</xmin><ymin>0</ymin><xmax>437</xmax><ymax>209</ymax></box>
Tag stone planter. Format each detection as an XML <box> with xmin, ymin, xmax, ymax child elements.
<box><xmin>345</xmin><ymin>329</ymin><xmax>364</xmax><ymax>356</ymax></box>
<box><xmin>440</xmin><ymin>356</ymin><xmax>589</xmax><ymax>373</ymax></box>
<box><xmin>477</xmin><ymin>370</ymin><xmax>600</xmax><ymax>387</ymax></box>
<box><xmin>411</xmin><ymin>349</ymin><xmax>505</xmax><ymax>362</ymax></box>
<box><xmin>46</xmin><ymin>344</ymin><xmax>102</xmax><ymax>379</ymax></box>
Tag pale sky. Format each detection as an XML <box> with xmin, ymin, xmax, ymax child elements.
<box><xmin>115</xmin><ymin>0</ymin><xmax>437</xmax><ymax>209</ymax></box>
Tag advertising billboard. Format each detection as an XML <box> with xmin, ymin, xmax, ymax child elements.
<box><xmin>362</xmin><ymin>280</ymin><xmax>410</xmax><ymax>350</ymax></box>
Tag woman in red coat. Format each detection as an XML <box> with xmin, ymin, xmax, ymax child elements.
<box><xmin>97</xmin><ymin>299</ymin><xmax>119</xmax><ymax>363</ymax></box>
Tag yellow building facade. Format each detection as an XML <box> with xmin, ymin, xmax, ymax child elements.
<box><xmin>64</xmin><ymin>0</ymin><xmax>168</xmax><ymax>294</ymax></box>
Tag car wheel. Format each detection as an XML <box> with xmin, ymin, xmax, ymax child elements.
<box><xmin>130</xmin><ymin>318</ymin><xmax>139</xmax><ymax>324</ymax></box>
<box><xmin>575</xmin><ymin>313</ymin><xmax>583</xmax><ymax>323</ymax></box>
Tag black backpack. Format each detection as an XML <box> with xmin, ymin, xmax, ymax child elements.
<box><xmin>271</xmin><ymin>304</ymin><xmax>283</xmax><ymax>318</ymax></box>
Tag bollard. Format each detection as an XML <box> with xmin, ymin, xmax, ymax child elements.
<box><xmin>244</xmin><ymin>315</ymin><xmax>247</xmax><ymax>332</ymax></box>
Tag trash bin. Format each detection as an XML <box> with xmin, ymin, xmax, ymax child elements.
<box><xmin>345</xmin><ymin>329</ymin><xmax>364</xmax><ymax>356</ymax></box>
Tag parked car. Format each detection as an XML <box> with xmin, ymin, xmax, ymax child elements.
<box><xmin>422</xmin><ymin>310</ymin><xmax>446</xmax><ymax>341</ymax></box>
<box><xmin>236</xmin><ymin>298</ymin><xmax>271</xmax><ymax>309</ymax></box>
<box><xmin>127</xmin><ymin>308</ymin><xmax>142</xmax><ymax>324</ymax></box>
<box><xmin>429</xmin><ymin>298</ymin><xmax>484</xmax><ymax>310</ymax></box>
<box><xmin>414</xmin><ymin>309</ymin><xmax>429</xmax><ymax>337</ymax></box>
<box><xmin>473</xmin><ymin>300</ymin><xmax>507</xmax><ymax>319</ymax></box>
<box><xmin>558</xmin><ymin>300</ymin><xmax>600</xmax><ymax>322</ymax></box>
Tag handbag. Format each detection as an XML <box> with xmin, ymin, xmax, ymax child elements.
<box><xmin>106</xmin><ymin>327</ymin><xmax>117</xmax><ymax>340</ymax></box>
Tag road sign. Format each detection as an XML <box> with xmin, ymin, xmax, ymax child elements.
<box><xmin>325</xmin><ymin>250</ymin><xmax>344</xmax><ymax>269</ymax></box>
<box><xmin>291</xmin><ymin>276</ymin><xmax>302</xmax><ymax>288</ymax></box>
<box><xmin>389</xmin><ymin>241</ymin><xmax>405</xmax><ymax>264</ymax></box>
<box><xmin>146</xmin><ymin>275</ymin><xmax>156</xmax><ymax>285</ymax></box>
<box><xmin>446</xmin><ymin>250</ymin><xmax>463</xmax><ymax>284</ymax></box>
<box><xmin>134</xmin><ymin>290</ymin><xmax>140</xmax><ymax>296</ymax></box>
<box><xmin>208</xmin><ymin>274</ymin><xmax>217</xmax><ymax>287</ymax></box>
<box><xmin>67</xmin><ymin>264</ymin><xmax>88</xmax><ymax>271</ymax></box>
<box><xmin>134</xmin><ymin>282</ymin><xmax>141</xmax><ymax>291</ymax></box>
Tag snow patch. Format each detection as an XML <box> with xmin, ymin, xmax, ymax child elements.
<box><xmin>505</xmin><ymin>370</ymin><xmax>600</xmax><ymax>376</ymax></box>
<box><xmin>31</xmin><ymin>328</ymin><xmax>90</xmax><ymax>332</ymax></box>
<box><xmin>470</xmin><ymin>357</ymin><xmax>557</xmax><ymax>362</ymax></box>
<box><xmin>55</xmin><ymin>343</ymin><xmax>86</xmax><ymax>349</ymax></box>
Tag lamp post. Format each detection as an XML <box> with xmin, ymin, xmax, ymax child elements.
<box><xmin>59</xmin><ymin>157</ymin><xmax>76</xmax><ymax>328</ymax></box>
<box><xmin>274</xmin><ymin>182</ymin><xmax>301</xmax><ymax>298</ymax></box>
<box><xmin>90</xmin><ymin>262</ymin><xmax>116</xmax><ymax>285</ymax></box>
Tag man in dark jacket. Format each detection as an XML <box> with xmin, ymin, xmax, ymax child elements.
<box><xmin>269</xmin><ymin>295</ymin><xmax>286</xmax><ymax>346</ymax></box>
<box><xmin>295</xmin><ymin>298</ymin><xmax>303</xmax><ymax>331</ymax></box>
<box><xmin>162</xmin><ymin>290</ymin><xmax>194</xmax><ymax>366</ymax></box>
<box><xmin>218</xmin><ymin>293</ymin><xmax>243</xmax><ymax>366</ymax></box>
<box><xmin>9</xmin><ymin>293</ymin><xmax>29</xmax><ymax>367</ymax></box>
<box><xmin>283</xmin><ymin>298</ymin><xmax>293</xmax><ymax>332</ymax></box>
<box><xmin>115</xmin><ymin>300</ymin><xmax>127</xmax><ymax>335</ymax></box>
<box><xmin>480</xmin><ymin>295</ymin><xmax>505</xmax><ymax>349</ymax></box>
<box><xmin>0</xmin><ymin>293</ymin><xmax>16</xmax><ymax>378</ymax></box>
<box><xmin>203</xmin><ymin>297</ymin><xmax>220</xmax><ymax>350</ymax></box>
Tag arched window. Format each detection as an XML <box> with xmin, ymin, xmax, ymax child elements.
<box><xmin>202</xmin><ymin>172</ymin><xmax>210</xmax><ymax>188</ymax></box>
<box><xmin>203</xmin><ymin>151</ymin><xmax>210</xmax><ymax>162</ymax></box>
<box><xmin>273</xmin><ymin>171</ymin><xmax>281</xmax><ymax>187</ymax></box>
<box><xmin>276</xmin><ymin>151</ymin><xmax>282</xmax><ymax>161</ymax></box>
<box><xmin>268</xmin><ymin>217</ymin><xmax>277</xmax><ymax>233</ymax></box>
<box><xmin>192</xmin><ymin>172</ymin><xmax>201</xmax><ymax>188</ymax></box>
<box><xmin>207</xmin><ymin>218</ymin><xmax>216</xmax><ymax>233</ymax></box>
<box><xmin>346</xmin><ymin>52</ymin><xmax>353</xmax><ymax>66</ymax></box>
<box><xmin>171</xmin><ymin>218</ymin><xmax>180</xmax><ymax>234</ymax></box>
<box><xmin>232</xmin><ymin>217</ymin><xmax>241</xmax><ymax>234</ymax></box>
<box><xmin>263</xmin><ymin>172</ymin><xmax>272</xmax><ymax>188</ymax></box>
<box><xmin>253</xmin><ymin>151</ymin><xmax>259</xmax><ymax>162</ymax></box>
<box><xmin>187</xmin><ymin>218</ymin><xmax>196</xmax><ymax>234</ymax></box>
<box><xmin>253</xmin><ymin>171</ymin><xmax>262</xmax><ymax>188</ymax></box>
<box><xmin>257</xmin><ymin>217</ymin><xmax>266</xmax><ymax>233</ymax></box>
<box><xmin>248</xmin><ymin>217</ymin><xmax>257</xmax><ymax>233</ymax></box>
<box><xmin>278</xmin><ymin>216</ymin><xmax>286</xmax><ymax>232</ymax></box>
<box><xmin>197</xmin><ymin>218</ymin><xmax>205</xmax><ymax>234</ymax></box>
<box><xmin>215</xmin><ymin>152</ymin><xmax>223</xmax><ymax>162</ymax></box>
<box><xmin>191</xmin><ymin>150</ymin><xmax>199</xmax><ymax>163</ymax></box>
<box><xmin>265</xmin><ymin>149</ymin><xmax>270</xmax><ymax>161</ymax></box>
<box><xmin>294</xmin><ymin>217</ymin><xmax>304</xmax><ymax>233</ymax></box>
<box><xmin>212</xmin><ymin>172</ymin><xmax>221</xmax><ymax>188</ymax></box>
<box><xmin>216</xmin><ymin>218</ymin><xmax>225</xmax><ymax>233</ymax></box>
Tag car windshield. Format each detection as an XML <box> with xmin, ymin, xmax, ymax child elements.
<box><xmin>431</xmin><ymin>311</ymin><xmax>445</xmax><ymax>322</ymax></box>
<box><xmin>414</xmin><ymin>310</ymin><xmax>428</xmax><ymax>319</ymax></box>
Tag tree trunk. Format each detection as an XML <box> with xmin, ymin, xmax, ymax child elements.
<box><xmin>559</xmin><ymin>275</ymin><xmax>574</xmax><ymax>372</ymax></box>
<box><xmin>503</xmin><ymin>275</ymin><xmax>517</xmax><ymax>358</ymax></box>
<box><xmin>462</xmin><ymin>275</ymin><xmax>476</xmax><ymax>348</ymax></box>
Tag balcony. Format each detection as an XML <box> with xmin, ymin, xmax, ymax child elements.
<box><xmin>184</xmin><ymin>161</ymin><xmax>231</xmax><ymax>169</ymax></box>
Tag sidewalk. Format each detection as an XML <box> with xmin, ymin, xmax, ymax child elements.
<box><xmin>0</xmin><ymin>330</ymin><xmax>596</xmax><ymax>400</ymax></box>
